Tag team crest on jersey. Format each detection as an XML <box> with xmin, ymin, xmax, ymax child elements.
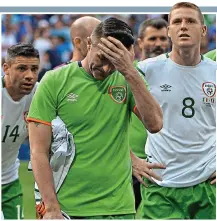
<box><xmin>202</xmin><ymin>82</ymin><xmax>216</xmax><ymax>97</ymax></box>
<box><xmin>108</xmin><ymin>86</ymin><xmax>127</xmax><ymax>103</ymax></box>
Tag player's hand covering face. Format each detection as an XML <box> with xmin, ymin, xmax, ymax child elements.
<box><xmin>97</xmin><ymin>36</ymin><xmax>135</xmax><ymax>76</ymax></box>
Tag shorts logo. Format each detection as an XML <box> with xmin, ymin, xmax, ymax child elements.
<box><xmin>108</xmin><ymin>86</ymin><xmax>126</xmax><ymax>103</ymax></box>
<box><xmin>202</xmin><ymin>82</ymin><xmax>216</xmax><ymax>97</ymax></box>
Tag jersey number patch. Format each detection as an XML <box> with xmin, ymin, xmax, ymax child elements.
<box><xmin>182</xmin><ymin>97</ymin><xmax>195</xmax><ymax>118</ymax></box>
<box><xmin>2</xmin><ymin>125</ymin><xmax>20</xmax><ymax>143</ymax></box>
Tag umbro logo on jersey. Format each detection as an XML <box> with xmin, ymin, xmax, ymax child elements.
<box><xmin>160</xmin><ymin>84</ymin><xmax>172</xmax><ymax>92</ymax></box>
<box><xmin>67</xmin><ymin>93</ymin><xmax>78</xmax><ymax>102</ymax></box>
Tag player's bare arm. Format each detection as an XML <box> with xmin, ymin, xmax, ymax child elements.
<box><xmin>98</xmin><ymin>36</ymin><xmax>163</xmax><ymax>133</ymax></box>
<box><xmin>28</xmin><ymin>121</ymin><xmax>64</xmax><ymax>219</ymax></box>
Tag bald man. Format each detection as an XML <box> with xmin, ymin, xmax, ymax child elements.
<box><xmin>70</xmin><ymin>16</ymin><xmax>101</xmax><ymax>61</ymax></box>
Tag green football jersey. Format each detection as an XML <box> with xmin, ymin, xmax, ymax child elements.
<box><xmin>204</xmin><ymin>49</ymin><xmax>216</xmax><ymax>61</ymax></box>
<box><xmin>129</xmin><ymin>114</ymin><xmax>147</xmax><ymax>159</ymax></box>
<box><xmin>129</xmin><ymin>61</ymin><xmax>148</xmax><ymax>159</ymax></box>
<box><xmin>27</xmin><ymin>61</ymin><xmax>142</xmax><ymax>216</ymax></box>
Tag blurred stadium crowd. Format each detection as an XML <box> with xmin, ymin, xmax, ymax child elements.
<box><xmin>1</xmin><ymin>13</ymin><xmax>216</xmax><ymax>78</ymax></box>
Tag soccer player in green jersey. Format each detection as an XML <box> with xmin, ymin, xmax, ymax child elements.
<box><xmin>2</xmin><ymin>43</ymin><xmax>39</xmax><ymax>219</ymax></box>
<box><xmin>31</xmin><ymin>16</ymin><xmax>101</xmax><ymax>218</ymax></box>
<box><xmin>27</xmin><ymin>17</ymin><xmax>163</xmax><ymax>219</ymax></box>
<box><xmin>137</xmin><ymin>2</ymin><xmax>216</xmax><ymax>219</ymax></box>
<box><xmin>204</xmin><ymin>49</ymin><xmax>216</xmax><ymax>61</ymax></box>
<box><xmin>130</xmin><ymin>18</ymin><xmax>170</xmax><ymax>209</ymax></box>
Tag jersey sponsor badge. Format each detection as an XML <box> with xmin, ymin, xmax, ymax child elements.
<box><xmin>202</xmin><ymin>82</ymin><xmax>216</xmax><ymax>98</ymax></box>
<box><xmin>108</xmin><ymin>86</ymin><xmax>126</xmax><ymax>103</ymax></box>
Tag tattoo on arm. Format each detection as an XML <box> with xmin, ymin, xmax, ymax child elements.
<box><xmin>34</xmin><ymin>122</ymin><xmax>41</xmax><ymax>127</ymax></box>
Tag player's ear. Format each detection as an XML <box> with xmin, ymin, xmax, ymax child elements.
<box><xmin>201</xmin><ymin>25</ymin><xmax>207</xmax><ymax>37</ymax></box>
<box><xmin>137</xmin><ymin>38</ymin><xmax>143</xmax><ymax>50</ymax></box>
<box><xmin>167</xmin><ymin>26</ymin><xmax>171</xmax><ymax>38</ymax></box>
<box><xmin>3</xmin><ymin>63</ymin><xmax>10</xmax><ymax>75</ymax></box>
<box><xmin>74</xmin><ymin>37</ymin><xmax>81</xmax><ymax>48</ymax></box>
<box><xmin>87</xmin><ymin>37</ymin><xmax>91</xmax><ymax>50</ymax></box>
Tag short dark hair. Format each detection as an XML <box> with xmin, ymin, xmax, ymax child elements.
<box><xmin>92</xmin><ymin>17</ymin><xmax>134</xmax><ymax>48</ymax></box>
<box><xmin>168</xmin><ymin>2</ymin><xmax>204</xmax><ymax>24</ymax></box>
<box><xmin>5</xmin><ymin>43</ymin><xmax>40</xmax><ymax>63</ymax></box>
<box><xmin>138</xmin><ymin>18</ymin><xmax>168</xmax><ymax>39</ymax></box>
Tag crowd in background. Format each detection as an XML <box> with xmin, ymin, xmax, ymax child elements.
<box><xmin>1</xmin><ymin>13</ymin><xmax>216</xmax><ymax>77</ymax></box>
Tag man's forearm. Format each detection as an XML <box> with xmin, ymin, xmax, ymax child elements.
<box><xmin>125</xmin><ymin>68</ymin><xmax>163</xmax><ymax>133</ymax></box>
<box><xmin>31</xmin><ymin>152</ymin><xmax>61</xmax><ymax>212</ymax></box>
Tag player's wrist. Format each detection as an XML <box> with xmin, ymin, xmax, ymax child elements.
<box><xmin>44</xmin><ymin>200</ymin><xmax>61</xmax><ymax>212</ymax></box>
<box><xmin>123</xmin><ymin>68</ymin><xmax>138</xmax><ymax>79</ymax></box>
<box><xmin>46</xmin><ymin>203</ymin><xmax>61</xmax><ymax>213</ymax></box>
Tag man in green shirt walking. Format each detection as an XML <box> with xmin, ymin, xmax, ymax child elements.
<box><xmin>27</xmin><ymin>17</ymin><xmax>163</xmax><ymax>219</ymax></box>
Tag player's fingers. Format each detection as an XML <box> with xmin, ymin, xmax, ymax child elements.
<box><xmin>98</xmin><ymin>42</ymin><xmax>116</xmax><ymax>55</ymax></box>
<box><xmin>36</xmin><ymin>204</ymin><xmax>42</xmax><ymax>213</ymax></box>
<box><xmin>98</xmin><ymin>49</ymin><xmax>116</xmax><ymax>64</ymax></box>
<box><xmin>100</xmin><ymin>38</ymin><xmax>122</xmax><ymax>54</ymax></box>
<box><xmin>36</xmin><ymin>202</ymin><xmax>46</xmax><ymax>217</ymax></box>
<box><xmin>147</xmin><ymin>162</ymin><xmax>166</xmax><ymax>169</ymax></box>
<box><xmin>129</xmin><ymin>45</ymin><xmax>135</xmax><ymax>61</ymax></box>
<box><xmin>148</xmin><ymin>170</ymin><xmax>162</xmax><ymax>181</ymax></box>
<box><xmin>134</xmin><ymin>173</ymin><xmax>148</xmax><ymax>187</ymax></box>
<box><xmin>107</xmin><ymin>36</ymin><xmax>128</xmax><ymax>51</ymax></box>
<box><xmin>209</xmin><ymin>172</ymin><xmax>216</xmax><ymax>179</ymax></box>
<box><xmin>41</xmin><ymin>208</ymin><xmax>46</xmax><ymax>217</ymax></box>
<box><xmin>210</xmin><ymin>178</ymin><xmax>216</xmax><ymax>184</ymax></box>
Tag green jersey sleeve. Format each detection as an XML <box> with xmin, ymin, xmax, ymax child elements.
<box><xmin>27</xmin><ymin>71</ymin><xmax>57</xmax><ymax>125</ymax></box>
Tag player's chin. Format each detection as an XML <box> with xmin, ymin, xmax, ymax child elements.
<box><xmin>93</xmin><ymin>72</ymin><xmax>108</xmax><ymax>80</ymax></box>
<box><xmin>178</xmin><ymin>41</ymin><xmax>193</xmax><ymax>48</ymax></box>
<box><xmin>20</xmin><ymin>88</ymin><xmax>33</xmax><ymax>95</ymax></box>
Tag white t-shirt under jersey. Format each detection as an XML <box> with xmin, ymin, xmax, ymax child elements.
<box><xmin>138</xmin><ymin>54</ymin><xmax>216</xmax><ymax>187</ymax></box>
<box><xmin>1</xmin><ymin>80</ymin><xmax>37</xmax><ymax>184</ymax></box>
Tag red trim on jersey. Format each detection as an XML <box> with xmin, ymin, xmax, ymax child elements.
<box><xmin>133</xmin><ymin>105</ymin><xmax>137</xmax><ymax>113</ymax></box>
<box><xmin>27</xmin><ymin>117</ymin><xmax>51</xmax><ymax>126</ymax></box>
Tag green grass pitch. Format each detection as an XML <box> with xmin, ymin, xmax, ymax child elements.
<box><xmin>19</xmin><ymin>161</ymin><xmax>36</xmax><ymax>219</ymax></box>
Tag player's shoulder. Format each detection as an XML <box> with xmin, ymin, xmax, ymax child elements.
<box><xmin>138</xmin><ymin>54</ymin><xmax>168</xmax><ymax>67</ymax></box>
<box><xmin>53</xmin><ymin>60</ymin><xmax>73</xmax><ymax>70</ymax></box>
<box><xmin>202</xmin><ymin>56</ymin><xmax>217</xmax><ymax>69</ymax></box>
<box><xmin>137</xmin><ymin>54</ymin><xmax>168</xmax><ymax>74</ymax></box>
<box><xmin>43</xmin><ymin>61</ymin><xmax>79</xmax><ymax>81</ymax></box>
